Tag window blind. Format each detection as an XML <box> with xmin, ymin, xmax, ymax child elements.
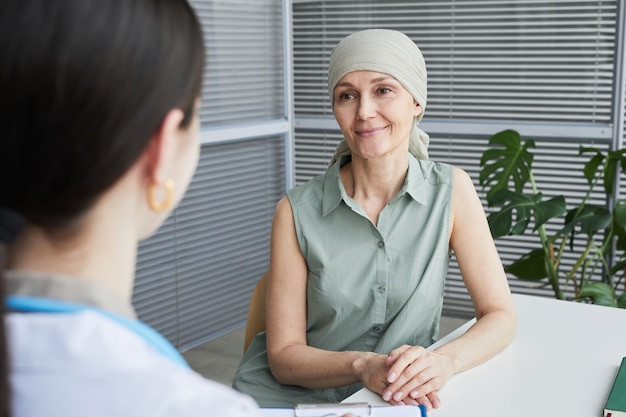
<box><xmin>293</xmin><ymin>0</ymin><xmax>616</xmax><ymax>125</ymax></box>
<box><xmin>192</xmin><ymin>0</ymin><xmax>284</xmax><ymax>127</ymax></box>
<box><xmin>133</xmin><ymin>0</ymin><xmax>287</xmax><ymax>350</ymax></box>
<box><xmin>134</xmin><ymin>137</ymin><xmax>286</xmax><ymax>350</ymax></box>
<box><xmin>614</xmin><ymin>81</ymin><xmax>626</xmax><ymax>294</ymax></box>
<box><xmin>292</xmin><ymin>0</ymin><xmax>622</xmax><ymax>317</ymax></box>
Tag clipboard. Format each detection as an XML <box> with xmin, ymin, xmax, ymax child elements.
<box><xmin>258</xmin><ymin>402</ymin><xmax>427</xmax><ymax>416</ymax></box>
<box><xmin>296</xmin><ymin>402</ymin><xmax>372</xmax><ymax>416</ymax></box>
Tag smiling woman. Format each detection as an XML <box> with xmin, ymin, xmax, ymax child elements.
<box><xmin>232</xmin><ymin>29</ymin><xmax>517</xmax><ymax>411</ymax></box>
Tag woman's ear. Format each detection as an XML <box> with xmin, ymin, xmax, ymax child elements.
<box><xmin>414</xmin><ymin>102</ymin><xmax>423</xmax><ymax>118</ymax></box>
<box><xmin>143</xmin><ymin>109</ymin><xmax>185</xmax><ymax>185</ymax></box>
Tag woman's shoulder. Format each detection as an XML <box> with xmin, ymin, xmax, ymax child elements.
<box><xmin>285</xmin><ymin>171</ymin><xmax>328</xmax><ymax>208</ymax></box>
<box><xmin>412</xmin><ymin>157</ymin><xmax>455</xmax><ymax>185</ymax></box>
<box><xmin>415</xmin><ymin>158</ymin><xmax>477</xmax><ymax>184</ymax></box>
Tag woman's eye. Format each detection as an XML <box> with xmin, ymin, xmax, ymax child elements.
<box><xmin>378</xmin><ymin>87</ymin><xmax>392</xmax><ymax>95</ymax></box>
<box><xmin>337</xmin><ymin>92</ymin><xmax>355</xmax><ymax>101</ymax></box>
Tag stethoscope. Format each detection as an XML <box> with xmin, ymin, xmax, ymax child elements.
<box><xmin>5</xmin><ymin>295</ymin><xmax>189</xmax><ymax>369</ymax></box>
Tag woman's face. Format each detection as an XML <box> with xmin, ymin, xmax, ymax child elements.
<box><xmin>332</xmin><ymin>70</ymin><xmax>422</xmax><ymax>161</ymax></box>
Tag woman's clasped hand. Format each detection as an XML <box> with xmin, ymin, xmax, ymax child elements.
<box><xmin>384</xmin><ymin>346</ymin><xmax>453</xmax><ymax>408</ymax></box>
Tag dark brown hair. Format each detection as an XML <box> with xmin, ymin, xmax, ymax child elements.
<box><xmin>0</xmin><ymin>0</ymin><xmax>205</xmax><ymax>414</ymax></box>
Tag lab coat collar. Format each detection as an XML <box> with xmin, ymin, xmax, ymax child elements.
<box><xmin>4</xmin><ymin>270</ymin><xmax>136</xmax><ymax>319</ymax></box>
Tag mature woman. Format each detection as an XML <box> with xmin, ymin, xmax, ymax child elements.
<box><xmin>233</xmin><ymin>29</ymin><xmax>517</xmax><ymax>409</ymax></box>
<box><xmin>0</xmin><ymin>1</ymin><xmax>259</xmax><ymax>416</ymax></box>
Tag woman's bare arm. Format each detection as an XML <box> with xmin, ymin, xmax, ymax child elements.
<box><xmin>382</xmin><ymin>167</ymin><xmax>517</xmax><ymax>406</ymax></box>
<box><xmin>265</xmin><ymin>196</ymin><xmax>390</xmax><ymax>392</ymax></box>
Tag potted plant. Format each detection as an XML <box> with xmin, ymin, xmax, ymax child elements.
<box><xmin>479</xmin><ymin>129</ymin><xmax>626</xmax><ymax>308</ymax></box>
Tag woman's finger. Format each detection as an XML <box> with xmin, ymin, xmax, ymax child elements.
<box><xmin>386</xmin><ymin>346</ymin><xmax>427</xmax><ymax>383</ymax></box>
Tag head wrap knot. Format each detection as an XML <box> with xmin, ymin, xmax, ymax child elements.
<box><xmin>327</xmin><ymin>29</ymin><xmax>429</xmax><ymax>167</ymax></box>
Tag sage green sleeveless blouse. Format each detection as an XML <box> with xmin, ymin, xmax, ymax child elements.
<box><xmin>232</xmin><ymin>155</ymin><xmax>453</xmax><ymax>407</ymax></box>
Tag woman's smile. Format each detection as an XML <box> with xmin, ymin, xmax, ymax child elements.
<box><xmin>355</xmin><ymin>125</ymin><xmax>388</xmax><ymax>138</ymax></box>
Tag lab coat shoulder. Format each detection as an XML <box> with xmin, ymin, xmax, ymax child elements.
<box><xmin>8</xmin><ymin>310</ymin><xmax>259</xmax><ymax>417</ymax></box>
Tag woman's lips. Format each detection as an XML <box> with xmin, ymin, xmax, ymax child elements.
<box><xmin>355</xmin><ymin>126</ymin><xmax>387</xmax><ymax>137</ymax></box>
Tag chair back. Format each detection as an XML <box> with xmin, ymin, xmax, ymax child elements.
<box><xmin>243</xmin><ymin>271</ymin><xmax>268</xmax><ymax>352</ymax></box>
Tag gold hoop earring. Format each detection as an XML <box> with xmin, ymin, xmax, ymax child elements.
<box><xmin>147</xmin><ymin>179</ymin><xmax>175</xmax><ymax>212</ymax></box>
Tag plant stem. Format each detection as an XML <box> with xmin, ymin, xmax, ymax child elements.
<box><xmin>529</xmin><ymin>171</ymin><xmax>564</xmax><ymax>299</ymax></box>
<box><xmin>565</xmin><ymin>238</ymin><xmax>594</xmax><ymax>297</ymax></box>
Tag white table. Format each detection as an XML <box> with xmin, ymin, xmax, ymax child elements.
<box><xmin>344</xmin><ymin>293</ymin><xmax>626</xmax><ymax>416</ymax></box>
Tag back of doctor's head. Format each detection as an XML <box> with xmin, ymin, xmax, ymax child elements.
<box><xmin>0</xmin><ymin>0</ymin><xmax>205</xmax><ymax>414</ymax></box>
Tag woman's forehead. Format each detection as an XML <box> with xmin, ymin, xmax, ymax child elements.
<box><xmin>335</xmin><ymin>70</ymin><xmax>400</xmax><ymax>87</ymax></box>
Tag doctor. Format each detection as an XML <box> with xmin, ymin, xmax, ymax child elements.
<box><xmin>0</xmin><ymin>1</ymin><xmax>259</xmax><ymax>416</ymax></box>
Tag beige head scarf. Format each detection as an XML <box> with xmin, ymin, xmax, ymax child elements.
<box><xmin>327</xmin><ymin>29</ymin><xmax>429</xmax><ymax>167</ymax></box>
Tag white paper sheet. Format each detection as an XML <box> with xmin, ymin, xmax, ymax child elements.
<box><xmin>258</xmin><ymin>403</ymin><xmax>425</xmax><ymax>416</ymax></box>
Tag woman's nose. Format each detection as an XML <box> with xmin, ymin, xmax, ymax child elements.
<box><xmin>356</xmin><ymin>96</ymin><xmax>376</xmax><ymax>120</ymax></box>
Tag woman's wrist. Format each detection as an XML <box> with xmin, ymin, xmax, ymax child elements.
<box><xmin>433</xmin><ymin>344</ymin><xmax>465</xmax><ymax>377</ymax></box>
<box><xmin>350</xmin><ymin>351</ymin><xmax>381</xmax><ymax>381</ymax></box>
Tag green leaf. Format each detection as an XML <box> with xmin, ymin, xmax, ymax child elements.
<box><xmin>562</xmin><ymin>205</ymin><xmax>611</xmax><ymax>251</ymax></box>
<box><xmin>617</xmin><ymin>292</ymin><xmax>626</xmax><ymax>309</ymax></box>
<box><xmin>579</xmin><ymin>147</ymin><xmax>626</xmax><ymax>196</ymax></box>
<box><xmin>577</xmin><ymin>282</ymin><xmax>617</xmax><ymax>307</ymax></box>
<box><xmin>505</xmin><ymin>248</ymin><xmax>548</xmax><ymax>281</ymax></box>
<box><xmin>486</xmin><ymin>190</ymin><xmax>538</xmax><ymax>238</ymax></box>
<box><xmin>614</xmin><ymin>200</ymin><xmax>626</xmax><ymax>250</ymax></box>
<box><xmin>485</xmin><ymin>191</ymin><xmax>565</xmax><ymax>238</ymax></box>
<box><xmin>479</xmin><ymin>130</ymin><xmax>535</xmax><ymax>204</ymax></box>
<box><xmin>605</xmin><ymin>158</ymin><xmax>618</xmax><ymax>195</ymax></box>
<box><xmin>580</xmin><ymin>147</ymin><xmax>604</xmax><ymax>184</ymax></box>
<box><xmin>620</xmin><ymin>150</ymin><xmax>626</xmax><ymax>172</ymax></box>
<box><xmin>532</xmin><ymin>196</ymin><xmax>566</xmax><ymax>231</ymax></box>
<box><xmin>562</xmin><ymin>204</ymin><xmax>611</xmax><ymax>237</ymax></box>
<box><xmin>609</xmin><ymin>258</ymin><xmax>626</xmax><ymax>276</ymax></box>
<box><xmin>603</xmin><ymin>149</ymin><xmax>626</xmax><ymax>196</ymax></box>
<box><xmin>486</xmin><ymin>209</ymin><xmax>514</xmax><ymax>238</ymax></box>
<box><xmin>614</xmin><ymin>199</ymin><xmax>626</xmax><ymax>227</ymax></box>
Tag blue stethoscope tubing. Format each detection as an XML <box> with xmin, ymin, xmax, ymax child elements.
<box><xmin>5</xmin><ymin>295</ymin><xmax>189</xmax><ymax>368</ymax></box>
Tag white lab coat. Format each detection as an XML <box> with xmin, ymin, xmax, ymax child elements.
<box><xmin>7</xmin><ymin>309</ymin><xmax>259</xmax><ymax>417</ymax></box>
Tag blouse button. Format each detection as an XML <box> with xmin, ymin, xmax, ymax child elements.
<box><xmin>377</xmin><ymin>241</ymin><xmax>385</xmax><ymax>248</ymax></box>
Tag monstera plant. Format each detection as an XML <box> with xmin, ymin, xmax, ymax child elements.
<box><xmin>479</xmin><ymin>129</ymin><xmax>626</xmax><ymax>308</ymax></box>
